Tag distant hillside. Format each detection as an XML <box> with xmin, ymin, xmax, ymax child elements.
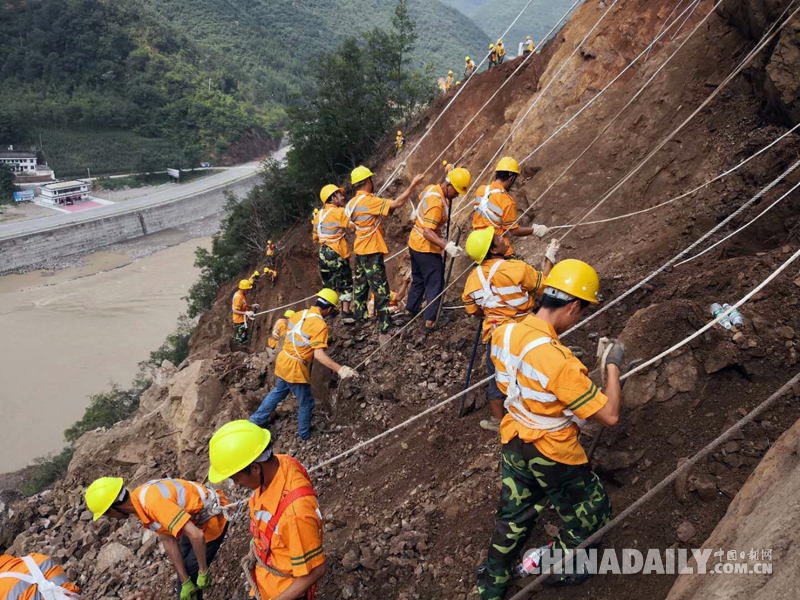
<box><xmin>137</xmin><ymin>0</ymin><xmax>491</xmax><ymax>86</ymax></box>
<box><xmin>442</xmin><ymin>0</ymin><xmax>582</xmax><ymax>53</ymax></box>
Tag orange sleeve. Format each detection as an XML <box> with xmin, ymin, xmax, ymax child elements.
<box><xmin>521</xmin><ymin>263</ymin><xmax>546</xmax><ymax>295</ymax></box>
<box><xmin>420</xmin><ymin>200</ymin><xmax>444</xmax><ymax>230</ymax></box>
<box><xmin>149</xmin><ymin>496</ymin><xmax>192</xmax><ymax>538</ymax></box>
<box><xmin>307</xmin><ymin>321</ymin><xmax>329</xmax><ymax>350</ymax></box>
<box><xmin>549</xmin><ymin>356</ymin><xmax>608</xmax><ymax>420</ymax></box>
<box><xmin>283</xmin><ymin>513</ymin><xmax>325</xmax><ymax>577</ymax></box>
<box><xmin>367</xmin><ymin>196</ymin><xmax>391</xmax><ymax>217</ymax></box>
<box><xmin>462</xmin><ymin>276</ymin><xmax>481</xmax><ymax>315</ymax></box>
<box><xmin>502</xmin><ymin>196</ymin><xmax>519</xmax><ymax>230</ymax></box>
<box><xmin>339</xmin><ymin>209</ymin><xmax>354</xmax><ymax>230</ymax></box>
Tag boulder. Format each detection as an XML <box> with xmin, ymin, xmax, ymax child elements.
<box><xmin>96</xmin><ymin>542</ymin><xmax>134</xmax><ymax>574</ymax></box>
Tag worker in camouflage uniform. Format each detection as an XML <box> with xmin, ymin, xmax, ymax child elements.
<box><xmin>312</xmin><ymin>184</ymin><xmax>355</xmax><ymax>321</ymax></box>
<box><xmin>345</xmin><ymin>166</ymin><xmax>424</xmax><ymax>344</ymax></box>
<box><xmin>477</xmin><ymin>260</ymin><xmax>626</xmax><ymax>598</ymax></box>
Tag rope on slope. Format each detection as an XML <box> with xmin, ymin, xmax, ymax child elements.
<box><xmin>509</xmin><ymin>368</ymin><xmax>800</xmax><ymax>600</ymax></box>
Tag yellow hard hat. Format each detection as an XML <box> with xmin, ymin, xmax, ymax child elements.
<box><xmin>268</xmin><ymin>240</ymin><xmax>273</xmax><ymax>244</ymax></box>
<box><xmin>543</xmin><ymin>259</ymin><xmax>600</xmax><ymax>304</ymax></box>
<box><xmin>489</xmin><ymin>43</ymin><xmax>494</xmax><ymax>49</ymax></box>
<box><xmin>496</xmin><ymin>156</ymin><xmax>521</xmax><ymax>174</ymax></box>
<box><xmin>526</xmin><ymin>36</ymin><xmax>532</xmax><ymax>40</ymax></box>
<box><xmin>465</xmin><ymin>56</ymin><xmax>470</xmax><ymax>61</ymax></box>
<box><xmin>208</xmin><ymin>420</ymin><xmax>272</xmax><ymax>483</ymax></box>
<box><xmin>320</xmin><ymin>184</ymin><xmax>344</xmax><ymax>203</ymax></box>
<box><xmin>442</xmin><ymin>159</ymin><xmax>449</xmax><ymax>166</ymax></box>
<box><xmin>446</xmin><ymin>167</ymin><xmax>471</xmax><ymax>195</ymax></box>
<box><xmin>351</xmin><ymin>165</ymin><xmax>374</xmax><ymax>185</ymax></box>
<box><xmin>397</xmin><ymin>130</ymin><xmax>402</xmax><ymax>135</ymax></box>
<box><xmin>317</xmin><ymin>288</ymin><xmax>339</xmax><ymax>306</ymax></box>
<box><xmin>252</xmin><ymin>270</ymin><xmax>260</xmax><ymax>277</ymax></box>
<box><xmin>448</xmin><ymin>70</ymin><xmax>453</xmax><ymax>75</ymax></box>
<box><xmin>456</xmin><ymin>81</ymin><xmax>461</xmax><ymax>85</ymax></box>
<box><xmin>239</xmin><ymin>279</ymin><xmax>252</xmax><ymax>290</ymax></box>
<box><xmin>284</xmin><ymin>309</ymin><xmax>296</xmax><ymax>318</ymax></box>
<box><xmin>466</xmin><ymin>227</ymin><xmax>495</xmax><ymax>264</ymax></box>
<box><xmin>85</xmin><ymin>477</ymin><xmax>124</xmax><ymax>521</ymax></box>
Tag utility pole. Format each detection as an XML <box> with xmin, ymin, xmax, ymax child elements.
<box><xmin>87</xmin><ymin>167</ymin><xmax>91</xmax><ymax>180</ymax></box>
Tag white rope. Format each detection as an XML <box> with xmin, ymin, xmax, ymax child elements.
<box><xmin>451</xmin><ymin>0</ymin><xmax>623</xmax><ymax>218</ymax></box>
<box><xmin>562</xmin><ymin>157</ymin><xmax>800</xmax><ymax>337</ymax></box>
<box><xmin>375</xmin><ymin>0</ymin><xmax>544</xmax><ymax>198</ymax></box>
<box><xmin>419</xmin><ymin>0</ymin><xmax>584</xmax><ymax>179</ymax></box>
<box><xmin>310</xmin><ymin>243</ymin><xmax>800</xmax><ymax>475</ymax></box>
<box><xmin>553</xmin><ymin>0</ymin><xmax>800</xmax><ymax>242</ymax></box>
<box><xmin>252</xmin><ymin>294</ymin><xmax>317</xmax><ymax>317</ymax></box>
<box><xmin>676</xmin><ymin>178</ymin><xmax>800</xmax><ymax>266</ymax></box>
<box><xmin>643</xmin><ymin>0</ymin><xmax>691</xmax><ymax>63</ymax></box>
<box><xmin>496</xmin><ymin>0</ymin><xmax>730</xmax><ymax>234</ymax></box>
<box><xmin>516</xmin><ymin>0</ymin><xmax>702</xmax><ymax>168</ymax></box>
<box><xmin>544</xmin><ymin>121</ymin><xmax>800</xmax><ymax>229</ymax></box>
<box><xmin>670</xmin><ymin>0</ymin><xmax>702</xmax><ymax>40</ymax></box>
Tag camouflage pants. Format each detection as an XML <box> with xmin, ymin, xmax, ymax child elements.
<box><xmin>478</xmin><ymin>437</ymin><xmax>612</xmax><ymax>600</ymax></box>
<box><xmin>353</xmin><ymin>253</ymin><xmax>391</xmax><ymax>333</ymax></box>
<box><xmin>318</xmin><ymin>245</ymin><xmax>353</xmax><ymax>302</ymax></box>
<box><xmin>234</xmin><ymin>322</ymin><xmax>249</xmax><ymax>344</ymax></box>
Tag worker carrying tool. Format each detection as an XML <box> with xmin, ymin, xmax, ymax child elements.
<box><xmin>0</xmin><ymin>553</ymin><xmax>80</xmax><ymax>599</ymax></box>
<box><xmin>232</xmin><ymin>280</ymin><xmax>259</xmax><ymax>345</ymax></box>
<box><xmin>445</xmin><ymin>70</ymin><xmax>454</xmax><ymax>91</ymax></box>
<box><xmin>406</xmin><ymin>168</ymin><xmax>471</xmax><ymax>329</ymax></box>
<box><xmin>312</xmin><ymin>184</ymin><xmax>354</xmax><ymax>321</ymax></box>
<box><xmin>523</xmin><ymin>35</ymin><xmax>535</xmax><ymax>55</ymax></box>
<box><xmin>395</xmin><ymin>131</ymin><xmax>404</xmax><ymax>155</ymax></box>
<box><xmin>472</xmin><ymin>157</ymin><xmax>549</xmax><ymax>257</ymax></box>
<box><xmin>462</xmin><ymin>227</ymin><xmax>558</xmax><ymax>431</ymax></box>
<box><xmin>464</xmin><ymin>56</ymin><xmax>476</xmax><ymax>78</ymax></box>
<box><xmin>496</xmin><ymin>39</ymin><xmax>506</xmax><ymax>64</ymax></box>
<box><xmin>476</xmin><ymin>259</ymin><xmax>625</xmax><ymax>598</ymax></box>
<box><xmin>345</xmin><ymin>165</ymin><xmax>424</xmax><ymax>344</ymax></box>
<box><xmin>249</xmin><ymin>289</ymin><xmax>357</xmax><ymax>440</ymax></box>
<box><xmin>268</xmin><ymin>310</ymin><xmax>296</xmax><ymax>351</ymax></box>
<box><xmin>84</xmin><ymin>476</ymin><xmax>230</xmax><ymax>600</ymax></box>
<box><xmin>265</xmin><ymin>240</ymin><xmax>276</xmax><ymax>269</ymax></box>
<box><xmin>488</xmin><ymin>44</ymin><xmax>497</xmax><ymax>68</ymax></box>
<box><xmin>207</xmin><ymin>421</ymin><xmax>325</xmax><ymax>600</ymax></box>
<box><xmin>249</xmin><ymin>270</ymin><xmax>261</xmax><ymax>285</ymax></box>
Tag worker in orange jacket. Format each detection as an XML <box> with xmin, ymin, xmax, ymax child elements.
<box><xmin>0</xmin><ymin>553</ymin><xmax>80</xmax><ymax>599</ymax></box>
<box><xmin>472</xmin><ymin>157</ymin><xmax>550</xmax><ymax>257</ymax></box>
<box><xmin>208</xmin><ymin>421</ymin><xmax>325</xmax><ymax>600</ymax></box>
<box><xmin>462</xmin><ymin>227</ymin><xmax>558</xmax><ymax>431</ymax></box>
<box><xmin>233</xmin><ymin>279</ymin><xmax>259</xmax><ymax>345</ymax></box>
<box><xmin>85</xmin><ymin>476</ymin><xmax>229</xmax><ymax>600</ymax></box>
<box><xmin>268</xmin><ymin>310</ymin><xmax>296</xmax><ymax>352</ymax></box>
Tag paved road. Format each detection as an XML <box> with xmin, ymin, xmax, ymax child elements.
<box><xmin>0</xmin><ymin>162</ymin><xmax>261</xmax><ymax>241</ymax></box>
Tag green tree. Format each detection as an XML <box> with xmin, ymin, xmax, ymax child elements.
<box><xmin>0</xmin><ymin>163</ymin><xmax>17</xmax><ymax>204</ymax></box>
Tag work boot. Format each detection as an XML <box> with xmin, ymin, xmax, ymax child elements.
<box><xmin>479</xmin><ymin>416</ymin><xmax>501</xmax><ymax>432</ymax></box>
<box><xmin>341</xmin><ymin>312</ymin><xmax>356</xmax><ymax>326</ymax></box>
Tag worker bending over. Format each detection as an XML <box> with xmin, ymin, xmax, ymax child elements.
<box><xmin>0</xmin><ymin>553</ymin><xmax>80</xmax><ymax>599</ymax></box>
<box><xmin>232</xmin><ymin>279</ymin><xmax>259</xmax><ymax>345</ymax></box>
<box><xmin>488</xmin><ymin>44</ymin><xmax>497</xmax><ymax>68</ymax></box>
<box><xmin>472</xmin><ymin>157</ymin><xmax>549</xmax><ymax>257</ymax></box>
<box><xmin>476</xmin><ymin>260</ymin><xmax>625</xmax><ymax>598</ymax></box>
<box><xmin>445</xmin><ymin>70</ymin><xmax>454</xmax><ymax>91</ymax></box>
<box><xmin>464</xmin><ymin>56</ymin><xmax>476</xmax><ymax>78</ymax></box>
<box><xmin>85</xmin><ymin>476</ymin><xmax>229</xmax><ymax>600</ymax></box>
<box><xmin>268</xmin><ymin>310</ymin><xmax>296</xmax><ymax>352</ymax></box>
<box><xmin>208</xmin><ymin>421</ymin><xmax>325</xmax><ymax>600</ymax></box>
<box><xmin>462</xmin><ymin>227</ymin><xmax>557</xmax><ymax>431</ymax></box>
<box><xmin>249</xmin><ymin>289</ymin><xmax>357</xmax><ymax>440</ymax></box>
<box><xmin>312</xmin><ymin>185</ymin><xmax>354</xmax><ymax>320</ymax></box>
<box><xmin>523</xmin><ymin>35</ymin><xmax>535</xmax><ymax>56</ymax></box>
<box><xmin>249</xmin><ymin>270</ymin><xmax>260</xmax><ymax>286</ymax></box>
<box><xmin>345</xmin><ymin>166</ymin><xmax>424</xmax><ymax>344</ymax></box>
<box><xmin>406</xmin><ymin>168</ymin><xmax>470</xmax><ymax>329</ymax></box>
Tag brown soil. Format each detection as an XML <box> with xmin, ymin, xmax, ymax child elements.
<box><xmin>3</xmin><ymin>1</ymin><xmax>800</xmax><ymax>599</ymax></box>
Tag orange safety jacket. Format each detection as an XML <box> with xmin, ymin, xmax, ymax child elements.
<box><xmin>0</xmin><ymin>554</ymin><xmax>80</xmax><ymax>599</ymax></box>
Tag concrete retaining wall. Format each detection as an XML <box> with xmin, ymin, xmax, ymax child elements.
<box><xmin>0</xmin><ymin>175</ymin><xmax>257</xmax><ymax>273</ymax></box>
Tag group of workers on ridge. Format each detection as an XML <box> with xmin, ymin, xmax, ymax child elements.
<box><xmin>446</xmin><ymin>35</ymin><xmax>536</xmax><ymax>89</ymax></box>
<box><xmin>2</xmin><ymin>128</ymin><xmax>627</xmax><ymax>600</ymax></box>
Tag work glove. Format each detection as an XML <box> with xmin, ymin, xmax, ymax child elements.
<box><xmin>444</xmin><ymin>241</ymin><xmax>464</xmax><ymax>258</ymax></box>
<box><xmin>180</xmin><ymin>579</ymin><xmax>198</xmax><ymax>600</ymax></box>
<box><xmin>245</xmin><ymin>311</ymin><xmax>255</xmax><ymax>319</ymax></box>
<box><xmin>532</xmin><ymin>224</ymin><xmax>550</xmax><ymax>238</ymax></box>
<box><xmin>605</xmin><ymin>342</ymin><xmax>626</xmax><ymax>369</ymax></box>
<box><xmin>338</xmin><ymin>366</ymin><xmax>358</xmax><ymax>380</ymax></box>
<box><xmin>251</xmin><ymin>303</ymin><xmax>260</xmax><ymax>310</ymax></box>
<box><xmin>544</xmin><ymin>238</ymin><xmax>560</xmax><ymax>264</ymax></box>
<box><xmin>196</xmin><ymin>571</ymin><xmax>211</xmax><ymax>590</ymax></box>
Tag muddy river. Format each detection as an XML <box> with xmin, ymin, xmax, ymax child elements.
<box><xmin>0</xmin><ymin>230</ymin><xmax>212</xmax><ymax>472</ymax></box>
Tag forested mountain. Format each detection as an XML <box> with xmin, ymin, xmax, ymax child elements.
<box><xmin>0</xmin><ymin>0</ymin><xmax>488</xmax><ymax>174</ymax></box>
<box><xmin>442</xmin><ymin>0</ymin><xmax>582</xmax><ymax>52</ymax></box>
